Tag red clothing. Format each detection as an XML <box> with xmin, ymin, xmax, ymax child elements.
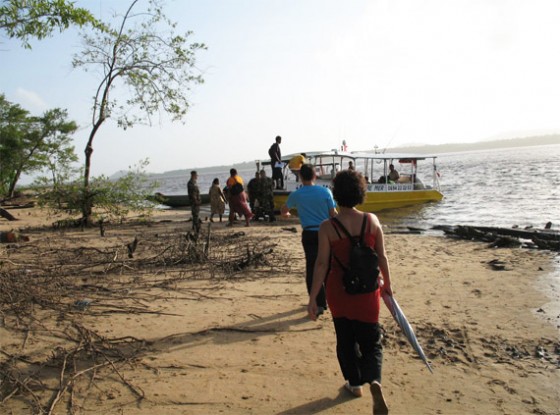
<box><xmin>229</xmin><ymin>191</ymin><xmax>253</xmax><ymax>218</ymax></box>
<box><xmin>227</xmin><ymin>175</ymin><xmax>253</xmax><ymax>218</ymax></box>
<box><xmin>326</xmin><ymin>217</ymin><xmax>380</xmax><ymax>323</ymax></box>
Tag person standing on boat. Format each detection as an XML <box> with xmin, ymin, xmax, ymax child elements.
<box><xmin>268</xmin><ymin>135</ymin><xmax>283</xmax><ymax>189</ymax></box>
<box><xmin>308</xmin><ymin>169</ymin><xmax>392</xmax><ymax>414</ymax></box>
<box><xmin>281</xmin><ymin>164</ymin><xmax>337</xmax><ymax>315</ymax></box>
<box><xmin>187</xmin><ymin>170</ymin><xmax>201</xmax><ymax>233</ymax></box>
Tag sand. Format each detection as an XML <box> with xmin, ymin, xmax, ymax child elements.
<box><xmin>1</xmin><ymin>203</ymin><xmax>559</xmax><ymax>414</ymax></box>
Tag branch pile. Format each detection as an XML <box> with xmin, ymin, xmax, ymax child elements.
<box><xmin>0</xmin><ymin>221</ymin><xmax>293</xmax><ymax>413</ymax></box>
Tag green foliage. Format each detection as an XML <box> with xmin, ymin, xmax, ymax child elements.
<box><xmin>0</xmin><ymin>0</ymin><xmax>105</xmax><ymax>48</ymax></box>
<box><xmin>73</xmin><ymin>0</ymin><xmax>205</xmax><ymax>224</ymax></box>
<box><xmin>73</xmin><ymin>0</ymin><xmax>206</xmax><ymax>130</ymax></box>
<box><xmin>0</xmin><ymin>94</ymin><xmax>78</xmax><ymax>197</ymax></box>
<box><xmin>0</xmin><ymin>95</ymin><xmax>28</xmax><ymax>195</ymax></box>
<box><xmin>36</xmin><ymin>159</ymin><xmax>158</xmax><ymax>223</ymax></box>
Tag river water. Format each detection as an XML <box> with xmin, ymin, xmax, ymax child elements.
<box><xmin>155</xmin><ymin>144</ymin><xmax>560</xmax><ymax>230</ymax></box>
<box><xmin>379</xmin><ymin>143</ymin><xmax>560</xmax><ymax>230</ymax></box>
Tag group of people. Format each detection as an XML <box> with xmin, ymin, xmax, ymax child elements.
<box><xmin>282</xmin><ymin>163</ymin><xmax>393</xmax><ymax>415</ymax></box>
<box><xmin>187</xmin><ymin>167</ymin><xmax>276</xmax><ymax>230</ymax></box>
<box><xmin>188</xmin><ymin>135</ymin><xmax>394</xmax><ymax>413</ymax></box>
<box><xmin>187</xmin><ymin>169</ymin><xmax>250</xmax><ymax>229</ymax></box>
<box><xmin>246</xmin><ymin>170</ymin><xmax>277</xmax><ymax>222</ymax></box>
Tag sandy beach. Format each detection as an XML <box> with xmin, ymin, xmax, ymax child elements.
<box><xmin>1</xmin><ymin>204</ymin><xmax>559</xmax><ymax>414</ymax></box>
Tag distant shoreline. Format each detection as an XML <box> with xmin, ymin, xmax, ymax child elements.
<box><xmin>387</xmin><ymin>134</ymin><xmax>559</xmax><ymax>154</ymax></box>
<box><xmin>145</xmin><ymin>135</ymin><xmax>559</xmax><ymax>179</ymax></box>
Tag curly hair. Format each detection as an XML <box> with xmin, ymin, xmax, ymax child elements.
<box><xmin>332</xmin><ymin>169</ymin><xmax>367</xmax><ymax>208</ymax></box>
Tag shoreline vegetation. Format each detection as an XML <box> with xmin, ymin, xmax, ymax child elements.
<box><xmin>1</xmin><ymin>204</ymin><xmax>559</xmax><ymax>414</ymax></box>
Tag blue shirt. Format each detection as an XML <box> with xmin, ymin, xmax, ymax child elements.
<box><xmin>286</xmin><ymin>185</ymin><xmax>336</xmax><ymax>231</ymax></box>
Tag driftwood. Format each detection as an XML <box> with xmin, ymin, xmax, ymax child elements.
<box><xmin>0</xmin><ymin>201</ymin><xmax>35</xmax><ymax>209</ymax></box>
<box><xmin>441</xmin><ymin>225</ymin><xmax>560</xmax><ymax>252</ymax></box>
<box><xmin>0</xmin><ymin>207</ymin><xmax>17</xmax><ymax>221</ymax></box>
<box><xmin>469</xmin><ymin>225</ymin><xmax>560</xmax><ymax>242</ymax></box>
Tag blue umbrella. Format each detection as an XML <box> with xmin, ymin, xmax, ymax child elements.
<box><xmin>382</xmin><ymin>291</ymin><xmax>434</xmax><ymax>373</ymax></box>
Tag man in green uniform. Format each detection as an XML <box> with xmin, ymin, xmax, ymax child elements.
<box><xmin>187</xmin><ymin>170</ymin><xmax>201</xmax><ymax>232</ymax></box>
<box><xmin>258</xmin><ymin>169</ymin><xmax>276</xmax><ymax>222</ymax></box>
<box><xmin>247</xmin><ymin>171</ymin><xmax>260</xmax><ymax>215</ymax></box>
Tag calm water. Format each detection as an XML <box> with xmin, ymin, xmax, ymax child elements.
<box><xmin>155</xmin><ymin>144</ymin><xmax>560</xmax><ymax>230</ymax></box>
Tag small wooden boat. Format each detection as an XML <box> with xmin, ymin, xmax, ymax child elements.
<box><xmin>148</xmin><ymin>192</ymin><xmax>210</xmax><ymax>208</ymax></box>
<box><xmin>262</xmin><ymin>150</ymin><xmax>443</xmax><ymax>212</ymax></box>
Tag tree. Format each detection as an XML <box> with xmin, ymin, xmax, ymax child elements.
<box><xmin>0</xmin><ymin>0</ymin><xmax>103</xmax><ymax>48</ymax></box>
<box><xmin>72</xmin><ymin>0</ymin><xmax>205</xmax><ymax>224</ymax></box>
<box><xmin>0</xmin><ymin>95</ymin><xmax>78</xmax><ymax>197</ymax></box>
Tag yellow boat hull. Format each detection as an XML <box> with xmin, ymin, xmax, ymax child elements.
<box><xmin>274</xmin><ymin>189</ymin><xmax>443</xmax><ymax>213</ymax></box>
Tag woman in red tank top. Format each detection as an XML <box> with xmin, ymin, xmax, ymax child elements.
<box><xmin>308</xmin><ymin>169</ymin><xmax>393</xmax><ymax>415</ymax></box>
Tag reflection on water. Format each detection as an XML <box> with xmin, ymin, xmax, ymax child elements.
<box><xmin>376</xmin><ymin>203</ymin><xmax>435</xmax><ymax>228</ymax></box>
<box><xmin>155</xmin><ymin>144</ymin><xmax>560</xmax><ymax>229</ymax></box>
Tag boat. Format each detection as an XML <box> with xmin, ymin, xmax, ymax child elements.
<box><xmin>148</xmin><ymin>192</ymin><xmax>210</xmax><ymax>208</ymax></box>
<box><xmin>263</xmin><ymin>150</ymin><xmax>443</xmax><ymax>212</ymax></box>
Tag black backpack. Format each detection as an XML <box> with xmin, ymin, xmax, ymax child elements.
<box><xmin>331</xmin><ymin>215</ymin><xmax>379</xmax><ymax>295</ymax></box>
<box><xmin>229</xmin><ymin>182</ymin><xmax>244</xmax><ymax>196</ymax></box>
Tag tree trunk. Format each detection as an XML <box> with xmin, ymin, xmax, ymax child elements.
<box><xmin>7</xmin><ymin>170</ymin><xmax>22</xmax><ymax>198</ymax></box>
<box><xmin>81</xmin><ymin>119</ymin><xmax>103</xmax><ymax>226</ymax></box>
<box><xmin>81</xmin><ymin>142</ymin><xmax>94</xmax><ymax>226</ymax></box>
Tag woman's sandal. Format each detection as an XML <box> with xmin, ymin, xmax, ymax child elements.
<box><xmin>344</xmin><ymin>381</ymin><xmax>363</xmax><ymax>398</ymax></box>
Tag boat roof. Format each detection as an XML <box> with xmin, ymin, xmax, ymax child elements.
<box><xmin>350</xmin><ymin>151</ymin><xmax>439</xmax><ymax>160</ymax></box>
<box><xmin>284</xmin><ymin>150</ymin><xmax>439</xmax><ymax>160</ymax></box>
<box><xmin>261</xmin><ymin>150</ymin><xmax>438</xmax><ymax>165</ymax></box>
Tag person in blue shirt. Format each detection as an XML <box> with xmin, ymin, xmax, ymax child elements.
<box><xmin>281</xmin><ymin>163</ymin><xmax>337</xmax><ymax>315</ymax></box>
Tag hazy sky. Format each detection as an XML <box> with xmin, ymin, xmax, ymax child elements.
<box><xmin>2</xmin><ymin>0</ymin><xmax>560</xmax><ymax>176</ymax></box>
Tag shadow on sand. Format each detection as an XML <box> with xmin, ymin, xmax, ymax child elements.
<box><xmin>276</xmin><ymin>386</ymin><xmax>360</xmax><ymax>415</ymax></box>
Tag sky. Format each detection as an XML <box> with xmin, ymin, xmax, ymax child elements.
<box><xmin>2</xmin><ymin>0</ymin><xmax>560</xmax><ymax>177</ymax></box>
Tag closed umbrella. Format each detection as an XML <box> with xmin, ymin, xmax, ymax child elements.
<box><xmin>382</xmin><ymin>291</ymin><xmax>434</xmax><ymax>373</ymax></box>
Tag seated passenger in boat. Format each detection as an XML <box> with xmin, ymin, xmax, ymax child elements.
<box><xmin>388</xmin><ymin>164</ymin><xmax>399</xmax><ymax>183</ymax></box>
<box><xmin>377</xmin><ymin>164</ymin><xmax>400</xmax><ymax>184</ymax></box>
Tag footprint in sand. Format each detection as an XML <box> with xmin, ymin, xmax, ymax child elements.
<box><xmin>488</xmin><ymin>379</ymin><xmax>517</xmax><ymax>395</ymax></box>
<box><xmin>471</xmin><ymin>289</ymin><xmax>482</xmax><ymax>298</ymax></box>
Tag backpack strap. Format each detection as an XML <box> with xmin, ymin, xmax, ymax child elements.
<box><xmin>331</xmin><ymin>217</ymin><xmax>353</xmax><ymax>241</ymax></box>
<box><xmin>358</xmin><ymin>214</ymin><xmax>368</xmax><ymax>246</ymax></box>
<box><xmin>332</xmin><ymin>215</ymin><xmax>368</xmax><ymax>245</ymax></box>
<box><xmin>329</xmin><ymin>218</ymin><xmax>348</xmax><ymax>271</ymax></box>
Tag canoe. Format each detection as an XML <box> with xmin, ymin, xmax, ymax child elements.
<box><xmin>149</xmin><ymin>192</ymin><xmax>210</xmax><ymax>208</ymax></box>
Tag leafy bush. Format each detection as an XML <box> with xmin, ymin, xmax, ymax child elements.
<box><xmin>35</xmin><ymin>159</ymin><xmax>158</xmax><ymax>224</ymax></box>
